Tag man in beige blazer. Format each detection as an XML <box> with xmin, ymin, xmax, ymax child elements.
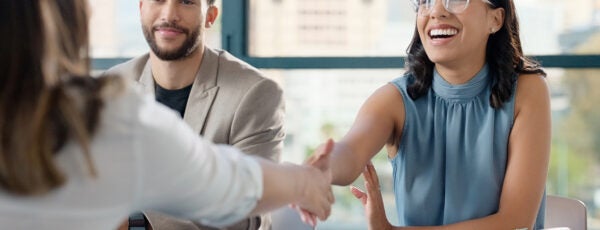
<box><xmin>106</xmin><ymin>0</ymin><xmax>284</xmax><ymax>229</ymax></box>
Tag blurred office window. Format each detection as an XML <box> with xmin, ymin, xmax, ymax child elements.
<box><xmin>248</xmin><ymin>0</ymin><xmax>600</xmax><ymax>57</ymax></box>
<box><xmin>248</xmin><ymin>0</ymin><xmax>414</xmax><ymax>57</ymax></box>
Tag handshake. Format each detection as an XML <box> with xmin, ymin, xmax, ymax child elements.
<box><xmin>281</xmin><ymin>139</ymin><xmax>336</xmax><ymax>228</ymax></box>
<box><xmin>274</xmin><ymin>139</ymin><xmax>390</xmax><ymax>230</ymax></box>
<box><xmin>256</xmin><ymin>138</ymin><xmax>390</xmax><ymax>230</ymax></box>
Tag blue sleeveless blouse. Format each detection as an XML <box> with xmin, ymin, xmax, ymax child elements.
<box><xmin>390</xmin><ymin>64</ymin><xmax>545</xmax><ymax>229</ymax></box>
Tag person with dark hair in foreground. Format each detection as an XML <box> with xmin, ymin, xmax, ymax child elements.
<box><xmin>0</xmin><ymin>0</ymin><xmax>333</xmax><ymax>229</ymax></box>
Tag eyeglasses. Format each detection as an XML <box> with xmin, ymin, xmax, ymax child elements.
<box><xmin>411</xmin><ymin>0</ymin><xmax>494</xmax><ymax>16</ymax></box>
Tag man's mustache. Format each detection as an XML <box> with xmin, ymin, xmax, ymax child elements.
<box><xmin>152</xmin><ymin>22</ymin><xmax>188</xmax><ymax>34</ymax></box>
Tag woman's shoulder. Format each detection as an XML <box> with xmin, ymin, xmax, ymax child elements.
<box><xmin>389</xmin><ymin>72</ymin><xmax>414</xmax><ymax>89</ymax></box>
<box><xmin>97</xmin><ymin>76</ymin><xmax>144</xmax><ymax>115</ymax></box>
<box><xmin>516</xmin><ymin>72</ymin><xmax>546</xmax><ymax>85</ymax></box>
<box><xmin>96</xmin><ymin>74</ymin><xmax>196</xmax><ymax>165</ymax></box>
<box><xmin>96</xmin><ymin>75</ymin><xmax>179</xmax><ymax>134</ymax></box>
<box><xmin>515</xmin><ymin>73</ymin><xmax>549</xmax><ymax>98</ymax></box>
<box><xmin>514</xmin><ymin>73</ymin><xmax>550</xmax><ymax>115</ymax></box>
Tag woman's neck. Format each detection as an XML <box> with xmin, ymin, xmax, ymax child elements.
<box><xmin>434</xmin><ymin>58</ymin><xmax>486</xmax><ymax>85</ymax></box>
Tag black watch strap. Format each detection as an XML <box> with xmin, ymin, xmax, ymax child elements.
<box><xmin>128</xmin><ymin>212</ymin><xmax>147</xmax><ymax>230</ymax></box>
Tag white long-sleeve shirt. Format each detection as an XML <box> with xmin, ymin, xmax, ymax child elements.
<box><xmin>0</xmin><ymin>82</ymin><xmax>263</xmax><ymax>229</ymax></box>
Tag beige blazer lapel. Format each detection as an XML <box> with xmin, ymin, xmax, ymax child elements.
<box><xmin>138</xmin><ymin>59</ymin><xmax>156</xmax><ymax>96</ymax></box>
<box><xmin>183</xmin><ymin>47</ymin><xmax>220</xmax><ymax>134</ymax></box>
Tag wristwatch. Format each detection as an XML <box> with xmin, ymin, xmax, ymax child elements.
<box><xmin>128</xmin><ymin>212</ymin><xmax>147</xmax><ymax>230</ymax></box>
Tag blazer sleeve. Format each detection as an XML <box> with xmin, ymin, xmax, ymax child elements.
<box><xmin>133</xmin><ymin>94</ymin><xmax>263</xmax><ymax>228</ymax></box>
<box><xmin>229</xmin><ymin>78</ymin><xmax>285</xmax><ymax>162</ymax></box>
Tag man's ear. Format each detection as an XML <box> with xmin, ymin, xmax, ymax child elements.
<box><xmin>489</xmin><ymin>7</ymin><xmax>504</xmax><ymax>34</ymax></box>
<box><xmin>205</xmin><ymin>6</ymin><xmax>219</xmax><ymax>28</ymax></box>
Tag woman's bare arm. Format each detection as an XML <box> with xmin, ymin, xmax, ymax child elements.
<box><xmin>329</xmin><ymin>84</ymin><xmax>405</xmax><ymax>185</ymax></box>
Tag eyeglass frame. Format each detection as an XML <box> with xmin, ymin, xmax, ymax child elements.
<box><xmin>410</xmin><ymin>0</ymin><xmax>495</xmax><ymax>16</ymax></box>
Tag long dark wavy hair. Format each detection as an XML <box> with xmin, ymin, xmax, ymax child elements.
<box><xmin>406</xmin><ymin>0</ymin><xmax>546</xmax><ymax>109</ymax></box>
<box><xmin>0</xmin><ymin>0</ymin><xmax>122</xmax><ymax>195</ymax></box>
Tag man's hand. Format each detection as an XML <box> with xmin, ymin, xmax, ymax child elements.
<box><xmin>294</xmin><ymin>139</ymin><xmax>335</xmax><ymax>227</ymax></box>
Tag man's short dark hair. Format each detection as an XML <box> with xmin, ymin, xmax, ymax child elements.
<box><xmin>208</xmin><ymin>0</ymin><xmax>215</xmax><ymax>5</ymax></box>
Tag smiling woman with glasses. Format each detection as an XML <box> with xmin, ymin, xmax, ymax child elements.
<box><xmin>309</xmin><ymin>0</ymin><xmax>551</xmax><ymax>229</ymax></box>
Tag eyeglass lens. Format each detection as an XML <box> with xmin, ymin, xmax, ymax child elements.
<box><xmin>416</xmin><ymin>0</ymin><xmax>470</xmax><ymax>16</ymax></box>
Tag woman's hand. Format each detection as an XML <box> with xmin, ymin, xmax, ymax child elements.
<box><xmin>351</xmin><ymin>162</ymin><xmax>393</xmax><ymax>230</ymax></box>
<box><xmin>293</xmin><ymin>139</ymin><xmax>335</xmax><ymax>227</ymax></box>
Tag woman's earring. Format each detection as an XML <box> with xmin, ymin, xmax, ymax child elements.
<box><xmin>490</xmin><ymin>28</ymin><xmax>496</xmax><ymax>34</ymax></box>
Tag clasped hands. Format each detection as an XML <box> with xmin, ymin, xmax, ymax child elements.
<box><xmin>292</xmin><ymin>139</ymin><xmax>393</xmax><ymax>230</ymax></box>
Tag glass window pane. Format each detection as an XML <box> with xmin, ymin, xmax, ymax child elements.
<box><xmin>518</xmin><ymin>0</ymin><xmax>600</xmax><ymax>55</ymax></box>
<box><xmin>546</xmin><ymin>68</ymin><xmax>600</xmax><ymax>229</ymax></box>
<box><xmin>249</xmin><ymin>0</ymin><xmax>416</xmax><ymax>57</ymax></box>
<box><xmin>249</xmin><ymin>0</ymin><xmax>600</xmax><ymax>57</ymax></box>
<box><xmin>88</xmin><ymin>0</ymin><xmax>222</xmax><ymax>58</ymax></box>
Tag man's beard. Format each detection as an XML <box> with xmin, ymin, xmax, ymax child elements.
<box><xmin>143</xmin><ymin>22</ymin><xmax>200</xmax><ymax>61</ymax></box>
